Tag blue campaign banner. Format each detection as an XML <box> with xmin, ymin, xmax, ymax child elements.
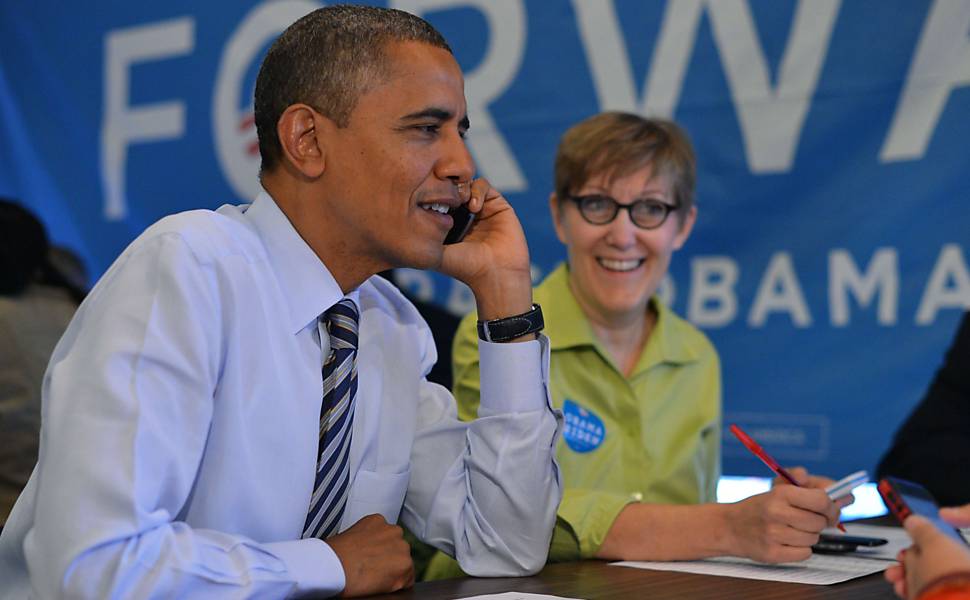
<box><xmin>1</xmin><ymin>0</ymin><xmax>968</xmax><ymax>478</ymax></box>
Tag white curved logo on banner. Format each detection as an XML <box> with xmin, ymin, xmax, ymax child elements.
<box><xmin>213</xmin><ymin>0</ymin><xmax>321</xmax><ymax>201</ymax></box>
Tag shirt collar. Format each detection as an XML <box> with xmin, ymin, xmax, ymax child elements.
<box><xmin>536</xmin><ymin>262</ymin><xmax>700</xmax><ymax>370</ymax></box>
<box><xmin>244</xmin><ymin>191</ymin><xmax>357</xmax><ymax>334</ymax></box>
<box><xmin>535</xmin><ymin>263</ymin><xmax>597</xmax><ymax>351</ymax></box>
<box><xmin>633</xmin><ymin>291</ymin><xmax>700</xmax><ymax>373</ymax></box>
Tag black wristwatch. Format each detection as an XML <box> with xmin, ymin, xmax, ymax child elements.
<box><xmin>477</xmin><ymin>304</ymin><xmax>544</xmax><ymax>342</ymax></box>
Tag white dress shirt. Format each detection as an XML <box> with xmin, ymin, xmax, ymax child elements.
<box><xmin>0</xmin><ymin>192</ymin><xmax>562</xmax><ymax>599</ymax></box>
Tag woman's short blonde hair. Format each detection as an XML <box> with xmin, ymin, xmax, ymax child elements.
<box><xmin>553</xmin><ymin>112</ymin><xmax>696</xmax><ymax>216</ymax></box>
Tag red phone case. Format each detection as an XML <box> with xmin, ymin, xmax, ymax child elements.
<box><xmin>878</xmin><ymin>478</ymin><xmax>913</xmax><ymax>523</ymax></box>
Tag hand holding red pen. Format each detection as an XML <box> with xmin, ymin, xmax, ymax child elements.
<box><xmin>730</xmin><ymin>424</ymin><xmax>849</xmax><ymax>532</ymax></box>
<box><xmin>721</xmin><ymin>424</ymin><xmax>845</xmax><ymax>562</ymax></box>
<box><xmin>722</xmin><ymin>483</ymin><xmax>840</xmax><ymax>562</ymax></box>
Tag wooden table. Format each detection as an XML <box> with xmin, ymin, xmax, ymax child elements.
<box><xmin>361</xmin><ymin>559</ymin><xmax>896</xmax><ymax>599</ymax></box>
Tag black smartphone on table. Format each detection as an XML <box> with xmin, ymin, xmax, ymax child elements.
<box><xmin>878</xmin><ymin>476</ymin><xmax>969</xmax><ymax>545</ymax></box>
<box><xmin>812</xmin><ymin>533</ymin><xmax>888</xmax><ymax>554</ymax></box>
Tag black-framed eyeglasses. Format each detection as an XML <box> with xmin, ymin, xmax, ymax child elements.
<box><xmin>566</xmin><ymin>194</ymin><xmax>680</xmax><ymax>230</ymax></box>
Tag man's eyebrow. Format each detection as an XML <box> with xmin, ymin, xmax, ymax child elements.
<box><xmin>400</xmin><ymin>108</ymin><xmax>454</xmax><ymax>122</ymax></box>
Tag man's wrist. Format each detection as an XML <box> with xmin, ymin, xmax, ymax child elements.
<box><xmin>469</xmin><ymin>269</ymin><xmax>533</xmax><ymax>321</ymax></box>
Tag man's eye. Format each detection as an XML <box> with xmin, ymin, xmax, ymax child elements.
<box><xmin>415</xmin><ymin>124</ymin><xmax>440</xmax><ymax>135</ymax></box>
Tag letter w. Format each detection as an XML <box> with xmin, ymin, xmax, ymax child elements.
<box><xmin>574</xmin><ymin>0</ymin><xmax>840</xmax><ymax>173</ymax></box>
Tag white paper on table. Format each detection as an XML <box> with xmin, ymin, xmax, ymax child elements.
<box><xmin>612</xmin><ymin>553</ymin><xmax>889</xmax><ymax>585</ymax></box>
<box><xmin>453</xmin><ymin>594</ymin><xmax>585</xmax><ymax>600</ymax></box>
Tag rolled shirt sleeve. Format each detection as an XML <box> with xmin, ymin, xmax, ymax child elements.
<box><xmin>403</xmin><ymin>332</ymin><xmax>563</xmax><ymax>576</ymax></box>
<box><xmin>451</xmin><ymin>317</ymin><xmax>628</xmax><ymax>562</ymax></box>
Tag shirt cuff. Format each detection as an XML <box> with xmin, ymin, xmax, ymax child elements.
<box><xmin>262</xmin><ymin>538</ymin><xmax>345</xmax><ymax>597</ymax></box>
<box><xmin>478</xmin><ymin>333</ymin><xmax>549</xmax><ymax>415</ymax></box>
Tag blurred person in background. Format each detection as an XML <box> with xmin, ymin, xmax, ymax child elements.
<box><xmin>880</xmin><ymin>312</ymin><xmax>970</xmax><ymax>599</ymax></box>
<box><xmin>0</xmin><ymin>199</ymin><xmax>86</xmax><ymax>526</ymax></box>
<box><xmin>878</xmin><ymin>311</ymin><xmax>970</xmax><ymax>506</ymax></box>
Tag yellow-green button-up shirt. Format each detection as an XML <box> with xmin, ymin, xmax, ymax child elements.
<box><xmin>452</xmin><ymin>263</ymin><xmax>721</xmax><ymax>561</ymax></box>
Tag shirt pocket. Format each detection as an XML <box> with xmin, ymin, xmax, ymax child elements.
<box><xmin>343</xmin><ymin>466</ymin><xmax>412</xmax><ymax>527</ymax></box>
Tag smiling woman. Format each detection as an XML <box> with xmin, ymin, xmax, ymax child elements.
<box><xmin>422</xmin><ymin>112</ymin><xmax>846</xmax><ymax>579</ymax></box>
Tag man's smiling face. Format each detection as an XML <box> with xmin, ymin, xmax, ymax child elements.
<box><xmin>319</xmin><ymin>40</ymin><xmax>474</xmax><ymax>273</ymax></box>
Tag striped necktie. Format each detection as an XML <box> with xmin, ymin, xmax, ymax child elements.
<box><xmin>303</xmin><ymin>298</ymin><xmax>359</xmax><ymax>540</ymax></box>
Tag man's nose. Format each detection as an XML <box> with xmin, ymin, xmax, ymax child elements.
<box><xmin>437</xmin><ymin>130</ymin><xmax>475</xmax><ymax>185</ymax></box>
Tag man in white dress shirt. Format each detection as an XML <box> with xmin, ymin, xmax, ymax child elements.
<box><xmin>0</xmin><ymin>6</ymin><xmax>562</xmax><ymax>598</ymax></box>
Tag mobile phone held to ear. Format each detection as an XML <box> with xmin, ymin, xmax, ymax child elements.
<box><xmin>443</xmin><ymin>203</ymin><xmax>475</xmax><ymax>245</ymax></box>
<box><xmin>811</xmin><ymin>533</ymin><xmax>888</xmax><ymax>554</ymax></box>
<box><xmin>878</xmin><ymin>476</ymin><xmax>969</xmax><ymax>545</ymax></box>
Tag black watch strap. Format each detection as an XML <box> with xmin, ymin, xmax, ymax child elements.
<box><xmin>477</xmin><ymin>304</ymin><xmax>544</xmax><ymax>343</ymax></box>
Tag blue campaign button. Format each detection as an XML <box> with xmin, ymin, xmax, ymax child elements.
<box><xmin>562</xmin><ymin>399</ymin><xmax>605</xmax><ymax>453</ymax></box>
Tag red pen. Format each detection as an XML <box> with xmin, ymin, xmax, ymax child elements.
<box><xmin>729</xmin><ymin>423</ymin><xmax>846</xmax><ymax>532</ymax></box>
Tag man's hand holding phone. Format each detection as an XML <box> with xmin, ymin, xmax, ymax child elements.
<box><xmin>437</xmin><ymin>178</ymin><xmax>534</xmax><ymax>323</ymax></box>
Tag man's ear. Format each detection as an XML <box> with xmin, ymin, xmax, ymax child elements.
<box><xmin>276</xmin><ymin>104</ymin><xmax>327</xmax><ymax>179</ymax></box>
<box><xmin>548</xmin><ymin>192</ymin><xmax>568</xmax><ymax>246</ymax></box>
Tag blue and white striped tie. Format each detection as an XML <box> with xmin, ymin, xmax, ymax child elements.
<box><xmin>303</xmin><ymin>298</ymin><xmax>359</xmax><ymax>540</ymax></box>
